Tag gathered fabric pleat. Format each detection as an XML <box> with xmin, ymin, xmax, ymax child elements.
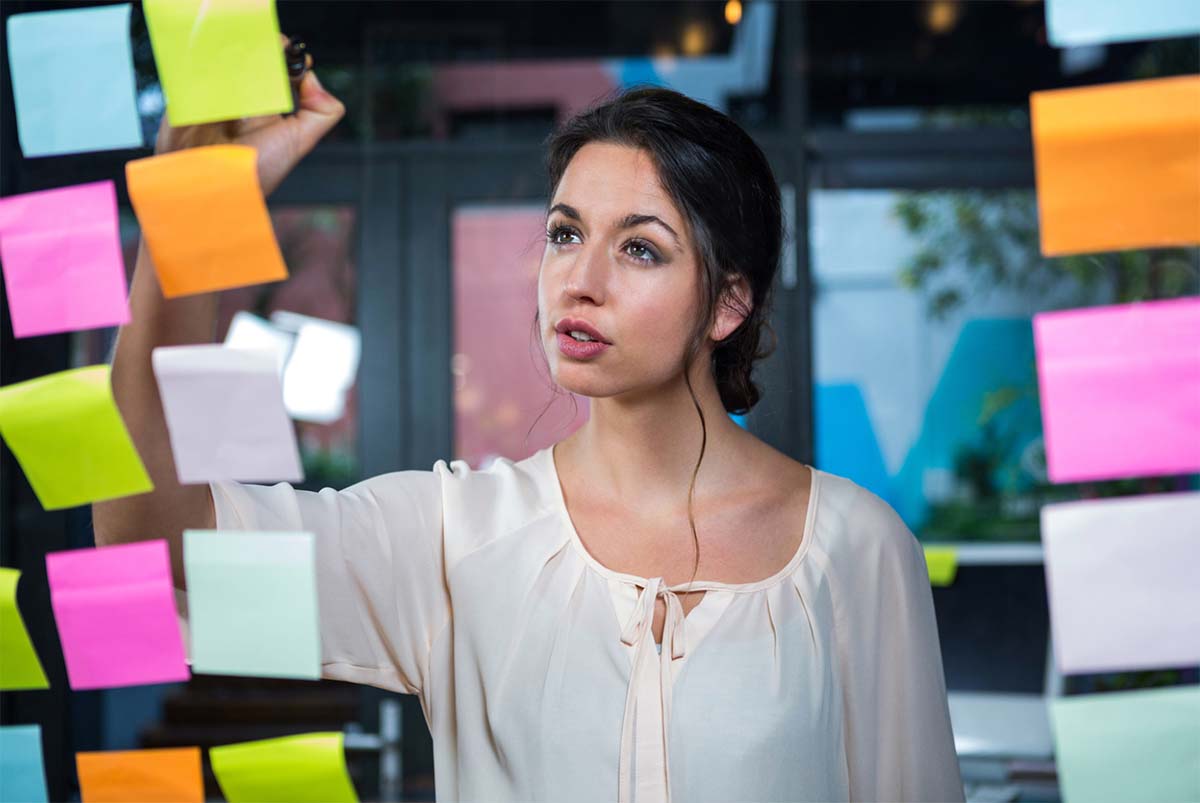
<box><xmin>617</xmin><ymin>577</ymin><xmax>687</xmax><ymax>803</ymax></box>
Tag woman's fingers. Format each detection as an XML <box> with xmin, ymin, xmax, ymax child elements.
<box><xmin>148</xmin><ymin>33</ymin><xmax>343</xmax><ymax>194</ymax></box>
<box><xmin>278</xmin><ymin>70</ymin><xmax>345</xmax><ymax>156</ymax></box>
<box><xmin>154</xmin><ymin>32</ymin><xmax>302</xmax><ymax>152</ymax></box>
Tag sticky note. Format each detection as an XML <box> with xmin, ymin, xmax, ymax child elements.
<box><xmin>1046</xmin><ymin>0</ymin><xmax>1200</xmax><ymax>47</ymax></box>
<box><xmin>1041</xmin><ymin>492</ymin><xmax>1200</xmax><ymax>674</ymax></box>
<box><xmin>1031</xmin><ymin>76</ymin><xmax>1200</xmax><ymax>256</ymax></box>
<box><xmin>0</xmin><ymin>181</ymin><xmax>130</xmax><ymax>338</ymax></box>
<box><xmin>1033</xmin><ymin>297</ymin><xmax>1200</xmax><ymax>482</ymax></box>
<box><xmin>184</xmin><ymin>530</ymin><xmax>320</xmax><ymax>679</ymax></box>
<box><xmin>0</xmin><ymin>568</ymin><xmax>48</xmax><ymax>690</ymax></box>
<box><xmin>76</xmin><ymin>747</ymin><xmax>203</xmax><ymax>803</ymax></box>
<box><xmin>272</xmin><ymin>312</ymin><xmax>361</xmax><ymax>424</ymax></box>
<box><xmin>6</xmin><ymin>5</ymin><xmax>141</xmax><ymax>158</ymax></box>
<box><xmin>210</xmin><ymin>732</ymin><xmax>359</xmax><ymax>803</ymax></box>
<box><xmin>46</xmin><ymin>540</ymin><xmax>189</xmax><ymax>690</ymax></box>
<box><xmin>152</xmin><ymin>345</ymin><xmax>303</xmax><ymax>484</ymax></box>
<box><xmin>0</xmin><ymin>725</ymin><xmax>48</xmax><ymax>803</ymax></box>
<box><xmin>923</xmin><ymin>547</ymin><xmax>958</xmax><ymax>587</ymax></box>
<box><xmin>126</xmin><ymin>145</ymin><xmax>288</xmax><ymax>298</ymax></box>
<box><xmin>225</xmin><ymin>311</ymin><xmax>294</xmax><ymax>374</ymax></box>
<box><xmin>0</xmin><ymin>365</ymin><xmax>153</xmax><ymax>510</ymax></box>
<box><xmin>143</xmin><ymin>0</ymin><xmax>291</xmax><ymax>126</ymax></box>
<box><xmin>1052</xmin><ymin>686</ymin><xmax>1200</xmax><ymax>803</ymax></box>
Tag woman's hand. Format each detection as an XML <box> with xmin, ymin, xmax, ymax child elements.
<box><xmin>152</xmin><ymin>35</ymin><xmax>345</xmax><ymax>197</ymax></box>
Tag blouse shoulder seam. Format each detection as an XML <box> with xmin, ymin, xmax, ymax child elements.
<box><xmin>445</xmin><ymin>505</ymin><xmax>560</xmax><ymax>575</ymax></box>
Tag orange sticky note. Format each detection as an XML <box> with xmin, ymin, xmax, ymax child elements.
<box><xmin>126</xmin><ymin>145</ymin><xmax>287</xmax><ymax>297</ymax></box>
<box><xmin>1031</xmin><ymin>76</ymin><xmax>1200</xmax><ymax>256</ymax></box>
<box><xmin>76</xmin><ymin>747</ymin><xmax>203</xmax><ymax>803</ymax></box>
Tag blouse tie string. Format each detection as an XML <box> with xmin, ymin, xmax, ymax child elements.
<box><xmin>617</xmin><ymin>577</ymin><xmax>687</xmax><ymax>803</ymax></box>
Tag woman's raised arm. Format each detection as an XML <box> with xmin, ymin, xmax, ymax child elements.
<box><xmin>91</xmin><ymin>58</ymin><xmax>346</xmax><ymax>591</ymax></box>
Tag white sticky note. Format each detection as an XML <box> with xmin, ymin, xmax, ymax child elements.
<box><xmin>224</xmin><ymin>311</ymin><xmax>294</xmax><ymax>375</ymax></box>
<box><xmin>271</xmin><ymin>312</ymin><xmax>361</xmax><ymax>424</ymax></box>
<box><xmin>152</xmin><ymin>345</ymin><xmax>303</xmax><ymax>484</ymax></box>
<box><xmin>1046</xmin><ymin>0</ymin><xmax>1200</xmax><ymax>47</ymax></box>
<box><xmin>1041</xmin><ymin>492</ymin><xmax>1200</xmax><ymax>674</ymax></box>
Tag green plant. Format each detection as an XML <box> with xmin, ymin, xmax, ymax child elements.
<box><xmin>894</xmin><ymin>190</ymin><xmax>1200</xmax><ymax>321</ymax></box>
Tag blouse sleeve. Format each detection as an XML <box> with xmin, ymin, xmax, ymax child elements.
<box><xmin>192</xmin><ymin>469</ymin><xmax>448</xmax><ymax>697</ymax></box>
<box><xmin>834</xmin><ymin>485</ymin><xmax>964</xmax><ymax>802</ymax></box>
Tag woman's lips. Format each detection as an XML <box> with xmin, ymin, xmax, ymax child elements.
<box><xmin>557</xmin><ymin>331</ymin><xmax>611</xmax><ymax>360</ymax></box>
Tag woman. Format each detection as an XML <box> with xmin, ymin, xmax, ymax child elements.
<box><xmin>94</xmin><ymin>63</ymin><xmax>964</xmax><ymax>803</ymax></box>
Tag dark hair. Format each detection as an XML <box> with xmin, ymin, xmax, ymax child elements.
<box><xmin>536</xmin><ymin>86</ymin><xmax>784</xmax><ymax>589</ymax></box>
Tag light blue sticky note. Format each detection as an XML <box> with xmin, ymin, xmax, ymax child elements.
<box><xmin>6</xmin><ymin>4</ymin><xmax>143</xmax><ymax>158</ymax></box>
<box><xmin>1047</xmin><ymin>0</ymin><xmax>1200</xmax><ymax>47</ymax></box>
<box><xmin>184</xmin><ymin>530</ymin><xmax>321</xmax><ymax>680</ymax></box>
<box><xmin>0</xmin><ymin>725</ymin><xmax>49</xmax><ymax>803</ymax></box>
<box><xmin>1051</xmin><ymin>686</ymin><xmax>1200</xmax><ymax>802</ymax></box>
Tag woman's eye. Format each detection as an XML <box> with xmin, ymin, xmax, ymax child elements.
<box><xmin>546</xmin><ymin>226</ymin><xmax>658</xmax><ymax>263</ymax></box>
<box><xmin>626</xmin><ymin>240</ymin><xmax>659</xmax><ymax>263</ymax></box>
<box><xmin>547</xmin><ymin>225</ymin><xmax>578</xmax><ymax>245</ymax></box>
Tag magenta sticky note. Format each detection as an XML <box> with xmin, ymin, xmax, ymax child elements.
<box><xmin>0</xmin><ymin>180</ymin><xmax>130</xmax><ymax>338</ymax></box>
<box><xmin>1034</xmin><ymin>297</ymin><xmax>1200</xmax><ymax>483</ymax></box>
<box><xmin>46</xmin><ymin>540</ymin><xmax>189</xmax><ymax>690</ymax></box>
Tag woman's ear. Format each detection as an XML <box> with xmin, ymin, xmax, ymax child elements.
<box><xmin>710</xmin><ymin>275</ymin><xmax>752</xmax><ymax>342</ymax></box>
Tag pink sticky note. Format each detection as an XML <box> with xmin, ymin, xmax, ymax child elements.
<box><xmin>0</xmin><ymin>180</ymin><xmax>130</xmax><ymax>338</ymax></box>
<box><xmin>1033</xmin><ymin>297</ymin><xmax>1200</xmax><ymax>483</ymax></box>
<box><xmin>46</xmin><ymin>540</ymin><xmax>189</xmax><ymax>690</ymax></box>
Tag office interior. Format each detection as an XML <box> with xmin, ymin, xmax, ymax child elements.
<box><xmin>2</xmin><ymin>1</ymin><xmax>1198</xmax><ymax>801</ymax></box>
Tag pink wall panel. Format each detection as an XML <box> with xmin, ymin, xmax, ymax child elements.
<box><xmin>452</xmin><ymin>206</ymin><xmax>589</xmax><ymax>467</ymax></box>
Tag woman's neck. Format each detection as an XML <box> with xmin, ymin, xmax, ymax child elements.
<box><xmin>558</xmin><ymin>370</ymin><xmax>748</xmax><ymax>511</ymax></box>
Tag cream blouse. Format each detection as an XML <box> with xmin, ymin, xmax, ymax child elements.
<box><xmin>201</xmin><ymin>444</ymin><xmax>964</xmax><ymax>803</ymax></box>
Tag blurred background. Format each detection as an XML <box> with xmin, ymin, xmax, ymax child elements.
<box><xmin>2</xmin><ymin>1</ymin><xmax>1197</xmax><ymax>800</ymax></box>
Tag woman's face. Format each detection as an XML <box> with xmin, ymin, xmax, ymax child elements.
<box><xmin>537</xmin><ymin>142</ymin><xmax>704</xmax><ymax>401</ymax></box>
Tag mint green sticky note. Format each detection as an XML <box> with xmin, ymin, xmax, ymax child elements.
<box><xmin>6</xmin><ymin>5</ymin><xmax>142</xmax><ymax>157</ymax></box>
<box><xmin>1052</xmin><ymin>686</ymin><xmax>1200</xmax><ymax>802</ymax></box>
<box><xmin>183</xmin><ymin>530</ymin><xmax>320</xmax><ymax>680</ymax></box>
<box><xmin>143</xmin><ymin>0</ymin><xmax>292</xmax><ymax>126</ymax></box>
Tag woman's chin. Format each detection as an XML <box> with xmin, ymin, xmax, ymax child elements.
<box><xmin>549</xmin><ymin>368</ymin><xmax>613</xmax><ymax>399</ymax></box>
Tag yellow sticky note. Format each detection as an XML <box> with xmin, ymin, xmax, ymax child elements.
<box><xmin>0</xmin><ymin>365</ymin><xmax>153</xmax><ymax>510</ymax></box>
<box><xmin>924</xmin><ymin>547</ymin><xmax>958</xmax><ymax>586</ymax></box>
<box><xmin>1031</xmin><ymin>75</ymin><xmax>1200</xmax><ymax>256</ymax></box>
<box><xmin>126</xmin><ymin>145</ymin><xmax>288</xmax><ymax>298</ymax></box>
<box><xmin>210</xmin><ymin>732</ymin><xmax>358</xmax><ymax>803</ymax></box>
<box><xmin>77</xmin><ymin>747</ymin><xmax>203</xmax><ymax>803</ymax></box>
<box><xmin>0</xmin><ymin>568</ymin><xmax>49</xmax><ymax>690</ymax></box>
<box><xmin>143</xmin><ymin>0</ymin><xmax>291</xmax><ymax>126</ymax></box>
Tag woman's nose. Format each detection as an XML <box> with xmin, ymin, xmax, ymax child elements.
<box><xmin>563</xmin><ymin>242</ymin><xmax>607</xmax><ymax>305</ymax></box>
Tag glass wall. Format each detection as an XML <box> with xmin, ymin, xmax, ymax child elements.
<box><xmin>73</xmin><ymin>206</ymin><xmax>361</xmax><ymax>490</ymax></box>
<box><xmin>450</xmin><ymin>204</ymin><xmax>588</xmax><ymax>468</ymax></box>
<box><xmin>811</xmin><ymin>188</ymin><xmax>1200</xmax><ymax>542</ymax></box>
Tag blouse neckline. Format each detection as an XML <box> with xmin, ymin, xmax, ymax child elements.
<box><xmin>540</xmin><ymin>443</ymin><xmax>821</xmax><ymax>594</ymax></box>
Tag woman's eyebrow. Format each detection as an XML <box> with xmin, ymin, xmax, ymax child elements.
<box><xmin>548</xmin><ymin>202</ymin><xmax>683</xmax><ymax>252</ymax></box>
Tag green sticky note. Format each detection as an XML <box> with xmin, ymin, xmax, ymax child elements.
<box><xmin>924</xmin><ymin>547</ymin><xmax>958</xmax><ymax>586</ymax></box>
<box><xmin>210</xmin><ymin>732</ymin><xmax>358</xmax><ymax>803</ymax></box>
<box><xmin>0</xmin><ymin>365</ymin><xmax>153</xmax><ymax>510</ymax></box>
<box><xmin>184</xmin><ymin>530</ymin><xmax>320</xmax><ymax>680</ymax></box>
<box><xmin>0</xmin><ymin>568</ymin><xmax>48</xmax><ymax>690</ymax></box>
<box><xmin>1052</xmin><ymin>686</ymin><xmax>1200</xmax><ymax>802</ymax></box>
<box><xmin>143</xmin><ymin>0</ymin><xmax>291</xmax><ymax>126</ymax></box>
